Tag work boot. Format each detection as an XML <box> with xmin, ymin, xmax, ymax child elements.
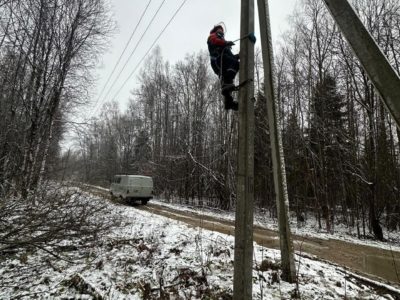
<box><xmin>224</xmin><ymin>94</ymin><xmax>239</xmax><ymax>111</ymax></box>
<box><xmin>230</xmin><ymin>101</ymin><xmax>238</xmax><ymax>111</ymax></box>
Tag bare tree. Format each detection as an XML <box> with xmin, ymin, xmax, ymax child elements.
<box><xmin>0</xmin><ymin>0</ymin><xmax>113</xmax><ymax>196</ymax></box>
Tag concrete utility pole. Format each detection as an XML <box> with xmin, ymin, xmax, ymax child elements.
<box><xmin>257</xmin><ymin>0</ymin><xmax>296</xmax><ymax>282</ymax></box>
<box><xmin>233</xmin><ymin>0</ymin><xmax>255</xmax><ymax>298</ymax></box>
<box><xmin>322</xmin><ymin>0</ymin><xmax>400</xmax><ymax>128</ymax></box>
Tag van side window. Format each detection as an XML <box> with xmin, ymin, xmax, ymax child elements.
<box><xmin>117</xmin><ymin>177</ymin><xmax>121</xmax><ymax>184</ymax></box>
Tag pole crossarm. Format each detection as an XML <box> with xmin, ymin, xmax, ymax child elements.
<box><xmin>323</xmin><ymin>0</ymin><xmax>400</xmax><ymax>128</ymax></box>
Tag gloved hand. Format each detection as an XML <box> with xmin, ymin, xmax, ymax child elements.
<box><xmin>248</xmin><ymin>32</ymin><xmax>256</xmax><ymax>44</ymax></box>
<box><xmin>226</xmin><ymin>41</ymin><xmax>235</xmax><ymax>47</ymax></box>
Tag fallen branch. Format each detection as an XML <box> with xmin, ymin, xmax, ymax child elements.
<box><xmin>63</xmin><ymin>273</ymin><xmax>104</xmax><ymax>300</ymax></box>
<box><xmin>150</xmin><ymin>280</ymin><xmax>190</xmax><ymax>292</ymax></box>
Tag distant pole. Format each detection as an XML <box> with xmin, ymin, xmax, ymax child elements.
<box><xmin>322</xmin><ymin>0</ymin><xmax>400</xmax><ymax>128</ymax></box>
<box><xmin>257</xmin><ymin>0</ymin><xmax>296</xmax><ymax>282</ymax></box>
<box><xmin>233</xmin><ymin>0</ymin><xmax>255</xmax><ymax>298</ymax></box>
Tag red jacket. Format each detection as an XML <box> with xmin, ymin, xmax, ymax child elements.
<box><xmin>208</xmin><ymin>31</ymin><xmax>227</xmax><ymax>47</ymax></box>
<box><xmin>207</xmin><ymin>30</ymin><xmax>229</xmax><ymax>58</ymax></box>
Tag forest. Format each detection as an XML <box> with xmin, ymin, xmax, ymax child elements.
<box><xmin>1</xmin><ymin>0</ymin><xmax>400</xmax><ymax>242</ymax></box>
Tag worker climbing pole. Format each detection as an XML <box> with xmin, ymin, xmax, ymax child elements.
<box><xmin>229</xmin><ymin>0</ymin><xmax>400</xmax><ymax>297</ymax></box>
<box><xmin>207</xmin><ymin>24</ymin><xmax>256</xmax><ymax>111</ymax></box>
<box><xmin>207</xmin><ymin>23</ymin><xmax>241</xmax><ymax>111</ymax></box>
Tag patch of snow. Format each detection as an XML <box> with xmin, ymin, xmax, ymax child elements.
<box><xmin>1</xmin><ymin>193</ymin><xmax>399</xmax><ymax>299</ymax></box>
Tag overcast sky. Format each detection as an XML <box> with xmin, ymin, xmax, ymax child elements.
<box><xmin>87</xmin><ymin>0</ymin><xmax>297</xmax><ymax>117</ymax></box>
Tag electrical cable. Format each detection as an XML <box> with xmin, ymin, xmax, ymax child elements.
<box><xmin>98</xmin><ymin>0</ymin><xmax>167</xmax><ymax>110</ymax></box>
<box><xmin>92</xmin><ymin>0</ymin><xmax>153</xmax><ymax>112</ymax></box>
<box><xmin>110</xmin><ymin>0</ymin><xmax>189</xmax><ymax>102</ymax></box>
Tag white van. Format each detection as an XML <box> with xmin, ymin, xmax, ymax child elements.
<box><xmin>110</xmin><ymin>175</ymin><xmax>153</xmax><ymax>205</ymax></box>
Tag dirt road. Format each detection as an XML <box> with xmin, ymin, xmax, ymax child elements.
<box><xmin>86</xmin><ymin>186</ymin><xmax>400</xmax><ymax>291</ymax></box>
<box><xmin>136</xmin><ymin>202</ymin><xmax>400</xmax><ymax>288</ymax></box>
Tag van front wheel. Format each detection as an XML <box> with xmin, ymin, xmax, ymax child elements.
<box><xmin>141</xmin><ymin>199</ymin><xmax>149</xmax><ymax>205</ymax></box>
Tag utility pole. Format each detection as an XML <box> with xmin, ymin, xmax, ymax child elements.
<box><xmin>233</xmin><ymin>0</ymin><xmax>255</xmax><ymax>298</ymax></box>
<box><xmin>257</xmin><ymin>0</ymin><xmax>296</xmax><ymax>282</ymax></box>
<box><xmin>322</xmin><ymin>0</ymin><xmax>400</xmax><ymax>128</ymax></box>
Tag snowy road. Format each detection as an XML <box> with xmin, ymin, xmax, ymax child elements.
<box><xmin>137</xmin><ymin>202</ymin><xmax>400</xmax><ymax>286</ymax></box>
<box><xmin>87</xmin><ymin>184</ymin><xmax>400</xmax><ymax>289</ymax></box>
<box><xmin>4</xmin><ymin>185</ymin><xmax>400</xmax><ymax>299</ymax></box>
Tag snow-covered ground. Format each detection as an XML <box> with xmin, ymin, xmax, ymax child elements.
<box><xmin>151</xmin><ymin>198</ymin><xmax>400</xmax><ymax>252</ymax></box>
<box><xmin>1</xmin><ymin>191</ymin><xmax>399</xmax><ymax>299</ymax></box>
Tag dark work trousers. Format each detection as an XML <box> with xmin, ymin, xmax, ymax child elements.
<box><xmin>210</xmin><ymin>49</ymin><xmax>239</xmax><ymax>87</ymax></box>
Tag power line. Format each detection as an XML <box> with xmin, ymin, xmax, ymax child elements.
<box><xmin>111</xmin><ymin>0</ymin><xmax>189</xmax><ymax>102</ymax></box>
<box><xmin>98</xmin><ymin>0</ymin><xmax>167</xmax><ymax>109</ymax></box>
<box><xmin>92</xmin><ymin>0</ymin><xmax>153</xmax><ymax>112</ymax></box>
